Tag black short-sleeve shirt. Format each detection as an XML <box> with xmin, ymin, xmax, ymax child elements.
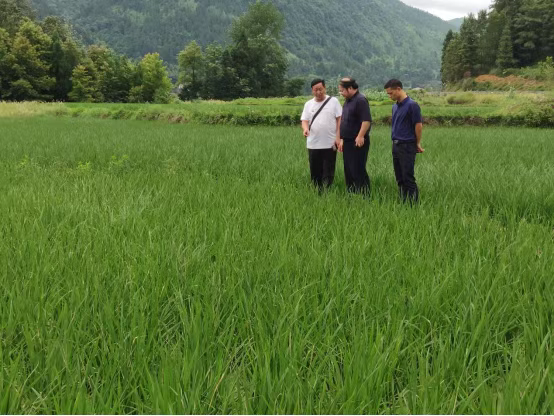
<box><xmin>340</xmin><ymin>91</ymin><xmax>372</xmax><ymax>141</ymax></box>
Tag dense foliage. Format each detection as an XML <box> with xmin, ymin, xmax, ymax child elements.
<box><xmin>441</xmin><ymin>0</ymin><xmax>554</xmax><ymax>83</ymax></box>
<box><xmin>0</xmin><ymin>0</ymin><xmax>173</xmax><ymax>102</ymax></box>
<box><xmin>0</xmin><ymin>0</ymin><xmax>296</xmax><ymax>101</ymax></box>
<box><xmin>29</xmin><ymin>0</ymin><xmax>454</xmax><ymax>87</ymax></box>
<box><xmin>177</xmin><ymin>2</ymin><xmax>291</xmax><ymax>100</ymax></box>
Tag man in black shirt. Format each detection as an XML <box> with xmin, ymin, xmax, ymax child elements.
<box><xmin>338</xmin><ymin>77</ymin><xmax>372</xmax><ymax>195</ymax></box>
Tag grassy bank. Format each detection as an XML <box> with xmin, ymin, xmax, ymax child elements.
<box><xmin>1</xmin><ymin>90</ymin><xmax>553</xmax><ymax>127</ymax></box>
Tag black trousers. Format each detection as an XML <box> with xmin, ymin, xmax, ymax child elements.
<box><xmin>343</xmin><ymin>138</ymin><xmax>370</xmax><ymax>194</ymax></box>
<box><xmin>392</xmin><ymin>140</ymin><xmax>419</xmax><ymax>202</ymax></box>
<box><xmin>308</xmin><ymin>148</ymin><xmax>337</xmax><ymax>189</ymax></box>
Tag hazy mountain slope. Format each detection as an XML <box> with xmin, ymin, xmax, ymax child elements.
<box><xmin>31</xmin><ymin>0</ymin><xmax>454</xmax><ymax>86</ymax></box>
<box><xmin>448</xmin><ymin>17</ymin><xmax>464</xmax><ymax>30</ymax></box>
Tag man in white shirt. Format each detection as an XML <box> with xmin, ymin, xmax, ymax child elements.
<box><xmin>301</xmin><ymin>78</ymin><xmax>342</xmax><ymax>190</ymax></box>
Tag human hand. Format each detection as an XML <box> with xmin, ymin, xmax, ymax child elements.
<box><xmin>303</xmin><ymin>127</ymin><xmax>310</xmax><ymax>137</ymax></box>
<box><xmin>355</xmin><ymin>136</ymin><xmax>364</xmax><ymax>148</ymax></box>
<box><xmin>417</xmin><ymin>144</ymin><xmax>425</xmax><ymax>153</ymax></box>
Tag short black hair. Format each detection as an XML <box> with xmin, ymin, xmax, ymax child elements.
<box><xmin>340</xmin><ymin>77</ymin><xmax>358</xmax><ymax>90</ymax></box>
<box><xmin>311</xmin><ymin>78</ymin><xmax>325</xmax><ymax>88</ymax></box>
<box><xmin>384</xmin><ymin>79</ymin><xmax>403</xmax><ymax>89</ymax></box>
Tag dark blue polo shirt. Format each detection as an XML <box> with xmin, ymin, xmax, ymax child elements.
<box><xmin>340</xmin><ymin>91</ymin><xmax>372</xmax><ymax>141</ymax></box>
<box><xmin>391</xmin><ymin>96</ymin><xmax>422</xmax><ymax>141</ymax></box>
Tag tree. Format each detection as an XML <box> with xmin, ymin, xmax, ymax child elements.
<box><xmin>68</xmin><ymin>63</ymin><xmax>99</xmax><ymax>102</ymax></box>
<box><xmin>458</xmin><ymin>14</ymin><xmax>479</xmax><ymax>76</ymax></box>
<box><xmin>496</xmin><ymin>20</ymin><xmax>515</xmax><ymax>69</ymax></box>
<box><xmin>512</xmin><ymin>0</ymin><xmax>550</xmax><ymax>66</ymax></box>
<box><xmin>218</xmin><ymin>48</ymin><xmax>241</xmax><ymax>100</ymax></box>
<box><xmin>136</xmin><ymin>53</ymin><xmax>172</xmax><ymax>103</ymax></box>
<box><xmin>0</xmin><ymin>28</ymin><xmax>16</xmax><ymax>99</ymax></box>
<box><xmin>228</xmin><ymin>1</ymin><xmax>288</xmax><ymax>98</ymax></box>
<box><xmin>109</xmin><ymin>55</ymin><xmax>135</xmax><ymax>102</ymax></box>
<box><xmin>177</xmin><ymin>40</ymin><xmax>204</xmax><ymax>100</ymax></box>
<box><xmin>480</xmin><ymin>10</ymin><xmax>505</xmax><ymax>72</ymax></box>
<box><xmin>10</xmin><ymin>19</ymin><xmax>55</xmax><ymax>100</ymax></box>
<box><xmin>42</xmin><ymin>17</ymin><xmax>81</xmax><ymax>101</ymax></box>
<box><xmin>493</xmin><ymin>0</ymin><xmax>523</xmax><ymax>19</ymax></box>
<box><xmin>440</xmin><ymin>29</ymin><xmax>455</xmax><ymax>82</ymax></box>
<box><xmin>475</xmin><ymin>9</ymin><xmax>488</xmax><ymax>73</ymax></box>
<box><xmin>442</xmin><ymin>30</ymin><xmax>454</xmax><ymax>57</ymax></box>
<box><xmin>201</xmin><ymin>43</ymin><xmax>223</xmax><ymax>100</ymax></box>
<box><xmin>536</xmin><ymin>0</ymin><xmax>554</xmax><ymax>61</ymax></box>
<box><xmin>441</xmin><ymin>33</ymin><xmax>464</xmax><ymax>83</ymax></box>
<box><xmin>86</xmin><ymin>44</ymin><xmax>134</xmax><ymax>102</ymax></box>
<box><xmin>230</xmin><ymin>0</ymin><xmax>285</xmax><ymax>41</ymax></box>
<box><xmin>284</xmin><ymin>77</ymin><xmax>304</xmax><ymax>97</ymax></box>
<box><xmin>0</xmin><ymin>0</ymin><xmax>34</xmax><ymax>34</ymax></box>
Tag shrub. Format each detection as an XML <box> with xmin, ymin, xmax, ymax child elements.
<box><xmin>446</xmin><ymin>93</ymin><xmax>476</xmax><ymax>105</ymax></box>
<box><xmin>461</xmin><ymin>78</ymin><xmax>477</xmax><ymax>91</ymax></box>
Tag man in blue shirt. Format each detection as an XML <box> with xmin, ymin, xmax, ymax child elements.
<box><xmin>384</xmin><ymin>79</ymin><xmax>424</xmax><ymax>203</ymax></box>
<box><xmin>338</xmin><ymin>77</ymin><xmax>372</xmax><ymax>195</ymax></box>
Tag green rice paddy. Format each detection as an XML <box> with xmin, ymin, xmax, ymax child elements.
<box><xmin>0</xmin><ymin>117</ymin><xmax>552</xmax><ymax>413</ymax></box>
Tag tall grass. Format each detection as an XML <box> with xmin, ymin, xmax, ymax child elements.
<box><xmin>0</xmin><ymin>118</ymin><xmax>553</xmax><ymax>413</ymax></box>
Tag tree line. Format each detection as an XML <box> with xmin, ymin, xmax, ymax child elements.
<box><xmin>441</xmin><ymin>0</ymin><xmax>554</xmax><ymax>83</ymax></box>
<box><xmin>0</xmin><ymin>0</ymin><xmax>299</xmax><ymax>102</ymax></box>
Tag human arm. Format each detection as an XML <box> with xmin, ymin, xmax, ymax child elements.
<box><xmin>415</xmin><ymin>123</ymin><xmax>424</xmax><ymax>153</ymax></box>
<box><xmin>335</xmin><ymin>116</ymin><xmax>342</xmax><ymax>151</ymax></box>
<box><xmin>412</xmin><ymin>102</ymin><xmax>424</xmax><ymax>153</ymax></box>
<box><xmin>355</xmin><ymin>121</ymin><xmax>370</xmax><ymax>147</ymax></box>
<box><xmin>301</xmin><ymin>102</ymin><xmax>311</xmax><ymax>137</ymax></box>
<box><xmin>355</xmin><ymin>97</ymin><xmax>372</xmax><ymax>147</ymax></box>
<box><xmin>334</xmin><ymin>99</ymin><xmax>344</xmax><ymax>151</ymax></box>
<box><xmin>302</xmin><ymin>120</ymin><xmax>310</xmax><ymax>137</ymax></box>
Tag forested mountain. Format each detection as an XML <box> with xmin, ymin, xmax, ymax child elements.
<box><xmin>30</xmin><ymin>0</ymin><xmax>455</xmax><ymax>87</ymax></box>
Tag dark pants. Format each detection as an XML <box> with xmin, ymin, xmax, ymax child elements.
<box><xmin>392</xmin><ymin>140</ymin><xmax>419</xmax><ymax>202</ymax></box>
<box><xmin>308</xmin><ymin>148</ymin><xmax>337</xmax><ymax>190</ymax></box>
<box><xmin>343</xmin><ymin>138</ymin><xmax>370</xmax><ymax>194</ymax></box>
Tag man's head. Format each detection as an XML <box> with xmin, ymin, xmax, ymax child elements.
<box><xmin>339</xmin><ymin>77</ymin><xmax>358</xmax><ymax>99</ymax></box>
<box><xmin>384</xmin><ymin>79</ymin><xmax>405</xmax><ymax>102</ymax></box>
<box><xmin>311</xmin><ymin>78</ymin><xmax>326</xmax><ymax>101</ymax></box>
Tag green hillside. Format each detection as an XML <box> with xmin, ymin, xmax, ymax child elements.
<box><xmin>448</xmin><ymin>17</ymin><xmax>464</xmax><ymax>29</ymax></box>
<box><xmin>30</xmin><ymin>0</ymin><xmax>454</xmax><ymax>87</ymax></box>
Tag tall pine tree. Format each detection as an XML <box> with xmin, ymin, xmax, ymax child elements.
<box><xmin>496</xmin><ymin>20</ymin><xmax>515</xmax><ymax>70</ymax></box>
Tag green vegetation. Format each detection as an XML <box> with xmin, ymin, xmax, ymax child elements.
<box><xmin>1</xmin><ymin>116</ymin><xmax>553</xmax><ymax>413</ymax></box>
<box><xmin>29</xmin><ymin>0</ymin><xmax>454</xmax><ymax>87</ymax></box>
<box><xmin>441</xmin><ymin>0</ymin><xmax>554</xmax><ymax>83</ymax></box>
<box><xmin>0</xmin><ymin>1</ymin><xmax>294</xmax><ymax>102</ymax></box>
<box><xmin>0</xmin><ymin>3</ymin><xmax>173</xmax><ymax>104</ymax></box>
<box><xmin>446</xmin><ymin>92</ymin><xmax>476</xmax><ymax>105</ymax></box>
<box><xmin>177</xmin><ymin>2</ymin><xmax>290</xmax><ymax>100</ymax></box>
<box><xmin>2</xmin><ymin>91</ymin><xmax>552</xmax><ymax>127</ymax></box>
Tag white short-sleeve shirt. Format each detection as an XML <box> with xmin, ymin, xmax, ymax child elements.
<box><xmin>301</xmin><ymin>96</ymin><xmax>342</xmax><ymax>149</ymax></box>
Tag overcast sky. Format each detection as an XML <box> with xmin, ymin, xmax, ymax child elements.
<box><xmin>400</xmin><ymin>0</ymin><xmax>494</xmax><ymax>20</ymax></box>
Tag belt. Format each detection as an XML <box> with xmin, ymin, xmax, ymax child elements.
<box><xmin>393</xmin><ymin>139</ymin><xmax>416</xmax><ymax>145</ymax></box>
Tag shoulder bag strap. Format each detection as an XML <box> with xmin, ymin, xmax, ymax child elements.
<box><xmin>309</xmin><ymin>96</ymin><xmax>332</xmax><ymax>130</ymax></box>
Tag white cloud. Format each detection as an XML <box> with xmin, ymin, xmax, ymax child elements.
<box><xmin>400</xmin><ymin>0</ymin><xmax>494</xmax><ymax>20</ymax></box>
